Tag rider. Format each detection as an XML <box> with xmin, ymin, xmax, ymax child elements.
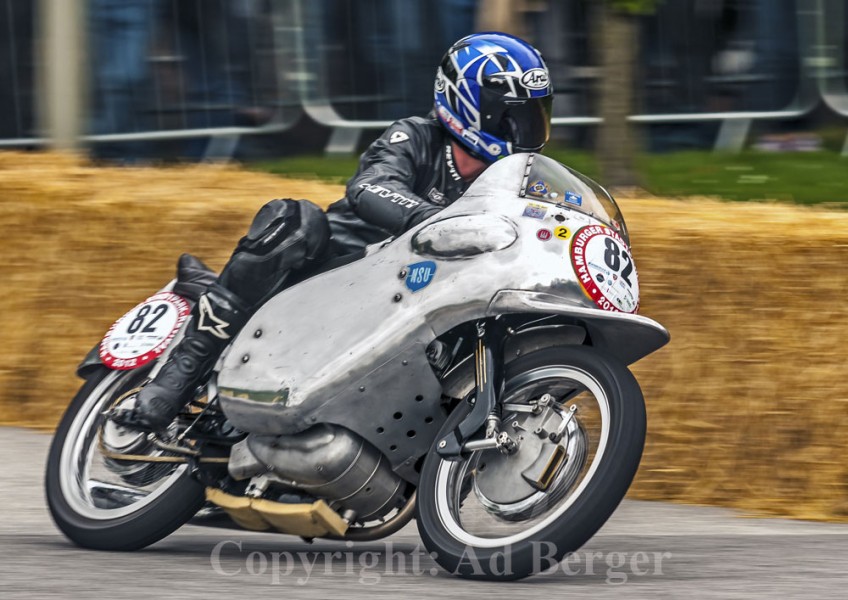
<box><xmin>118</xmin><ymin>32</ymin><xmax>554</xmax><ymax>432</ymax></box>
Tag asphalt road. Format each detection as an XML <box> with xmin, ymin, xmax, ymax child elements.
<box><xmin>2</xmin><ymin>427</ymin><xmax>847</xmax><ymax>598</ymax></box>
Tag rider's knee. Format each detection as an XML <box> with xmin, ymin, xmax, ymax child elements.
<box><xmin>219</xmin><ymin>199</ymin><xmax>331</xmax><ymax>306</ymax></box>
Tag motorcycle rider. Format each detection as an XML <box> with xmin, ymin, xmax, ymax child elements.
<box><xmin>116</xmin><ymin>31</ymin><xmax>554</xmax><ymax>432</ymax></box>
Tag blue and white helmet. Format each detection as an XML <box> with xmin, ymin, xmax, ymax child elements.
<box><xmin>434</xmin><ymin>32</ymin><xmax>553</xmax><ymax>162</ymax></box>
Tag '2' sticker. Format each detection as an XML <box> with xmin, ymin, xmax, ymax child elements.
<box><xmin>405</xmin><ymin>261</ymin><xmax>437</xmax><ymax>292</ymax></box>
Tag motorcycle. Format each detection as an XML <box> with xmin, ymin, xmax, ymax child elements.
<box><xmin>45</xmin><ymin>152</ymin><xmax>668</xmax><ymax>580</ymax></box>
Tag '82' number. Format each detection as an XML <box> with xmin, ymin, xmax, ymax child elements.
<box><xmin>126</xmin><ymin>304</ymin><xmax>168</xmax><ymax>334</ymax></box>
<box><xmin>603</xmin><ymin>238</ymin><xmax>634</xmax><ymax>287</ymax></box>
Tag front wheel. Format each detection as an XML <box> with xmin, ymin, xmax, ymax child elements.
<box><xmin>45</xmin><ymin>366</ymin><xmax>205</xmax><ymax>550</ymax></box>
<box><xmin>416</xmin><ymin>346</ymin><xmax>646</xmax><ymax>580</ymax></box>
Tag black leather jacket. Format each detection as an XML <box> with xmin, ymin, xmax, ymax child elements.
<box><xmin>326</xmin><ymin>116</ymin><xmax>472</xmax><ymax>255</ymax></box>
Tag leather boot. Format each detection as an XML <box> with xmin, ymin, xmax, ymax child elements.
<box><xmin>113</xmin><ymin>284</ymin><xmax>250</xmax><ymax>432</ymax></box>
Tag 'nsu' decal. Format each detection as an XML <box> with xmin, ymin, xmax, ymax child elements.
<box><xmin>405</xmin><ymin>261</ymin><xmax>437</xmax><ymax>292</ymax></box>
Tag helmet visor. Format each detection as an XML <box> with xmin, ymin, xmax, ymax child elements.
<box><xmin>480</xmin><ymin>88</ymin><xmax>553</xmax><ymax>152</ymax></box>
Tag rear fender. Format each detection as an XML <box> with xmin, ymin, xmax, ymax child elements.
<box><xmin>77</xmin><ymin>254</ymin><xmax>218</xmax><ymax>379</ymax></box>
<box><xmin>76</xmin><ymin>279</ymin><xmax>179</xmax><ymax>379</ymax></box>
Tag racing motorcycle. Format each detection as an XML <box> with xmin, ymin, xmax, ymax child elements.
<box><xmin>45</xmin><ymin>153</ymin><xmax>668</xmax><ymax>580</ymax></box>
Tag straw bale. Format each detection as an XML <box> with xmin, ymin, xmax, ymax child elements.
<box><xmin>2</xmin><ymin>152</ymin><xmax>846</xmax><ymax>521</ymax></box>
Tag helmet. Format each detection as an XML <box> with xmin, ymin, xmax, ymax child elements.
<box><xmin>434</xmin><ymin>32</ymin><xmax>553</xmax><ymax>162</ymax></box>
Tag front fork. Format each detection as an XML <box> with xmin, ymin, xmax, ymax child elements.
<box><xmin>436</xmin><ymin>318</ymin><xmax>517</xmax><ymax>460</ymax></box>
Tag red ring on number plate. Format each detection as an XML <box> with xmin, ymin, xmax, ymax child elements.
<box><xmin>569</xmin><ymin>225</ymin><xmax>640</xmax><ymax>314</ymax></box>
<box><xmin>99</xmin><ymin>291</ymin><xmax>191</xmax><ymax>370</ymax></box>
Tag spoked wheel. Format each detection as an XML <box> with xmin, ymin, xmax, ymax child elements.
<box><xmin>416</xmin><ymin>346</ymin><xmax>646</xmax><ymax>580</ymax></box>
<box><xmin>45</xmin><ymin>366</ymin><xmax>205</xmax><ymax>550</ymax></box>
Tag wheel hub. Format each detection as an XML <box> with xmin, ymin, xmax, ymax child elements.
<box><xmin>473</xmin><ymin>397</ymin><xmax>587</xmax><ymax>519</ymax></box>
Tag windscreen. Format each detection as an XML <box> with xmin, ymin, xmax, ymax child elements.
<box><xmin>519</xmin><ymin>154</ymin><xmax>629</xmax><ymax>243</ymax></box>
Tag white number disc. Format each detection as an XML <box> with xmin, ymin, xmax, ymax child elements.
<box><xmin>570</xmin><ymin>225</ymin><xmax>640</xmax><ymax>314</ymax></box>
<box><xmin>99</xmin><ymin>292</ymin><xmax>191</xmax><ymax>370</ymax></box>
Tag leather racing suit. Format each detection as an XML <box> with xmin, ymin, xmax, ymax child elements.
<box><xmin>121</xmin><ymin>116</ymin><xmax>475</xmax><ymax>431</ymax></box>
<box><xmin>226</xmin><ymin>114</ymin><xmax>473</xmax><ymax>305</ymax></box>
<box><xmin>324</xmin><ymin>115</ymin><xmax>471</xmax><ymax>257</ymax></box>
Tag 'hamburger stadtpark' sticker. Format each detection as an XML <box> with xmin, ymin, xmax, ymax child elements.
<box><xmin>100</xmin><ymin>292</ymin><xmax>191</xmax><ymax>370</ymax></box>
<box><xmin>570</xmin><ymin>225</ymin><xmax>640</xmax><ymax>314</ymax></box>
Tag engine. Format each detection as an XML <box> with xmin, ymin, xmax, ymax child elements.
<box><xmin>228</xmin><ymin>424</ymin><xmax>406</xmax><ymax>522</ymax></box>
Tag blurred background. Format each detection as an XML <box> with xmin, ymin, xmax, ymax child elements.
<box><xmin>2</xmin><ymin>0</ymin><xmax>848</xmax><ymax>523</ymax></box>
<box><xmin>1</xmin><ymin>0</ymin><xmax>847</xmax><ymax>202</ymax></box>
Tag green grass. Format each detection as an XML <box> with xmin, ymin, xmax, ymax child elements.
<box><xmin>639</xmin><ymin>151</ymin><xmax>848</xmax><ymax>206</ymax></box>
<box><xmin>249</xmin><ymin>155</ymin><xmax>361</xmax><ymax>186</ymax></box>
<box><xmin>247</xmin><ymin>146</ymin><xmax>848</xmax><ymax>206</ymax></box>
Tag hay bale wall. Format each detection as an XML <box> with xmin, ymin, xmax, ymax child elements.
<box><xmin>1</xmin><ymin>152</ymin><xmax>846</xmax><ymax>521</ymax></box>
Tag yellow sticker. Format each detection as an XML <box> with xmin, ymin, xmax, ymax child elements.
<box><xmin>554</xmin><ymin>226</ymin><xmax>571</xmax><ymax>240</ymax></box>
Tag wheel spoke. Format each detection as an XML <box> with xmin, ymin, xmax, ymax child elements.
<box><xmin>86</xmin><ymin>480</ymin><xmax>147</xmax><ymax>509</ymax></box>
<box><xmin>57</xmin><ymin>367</ymin><xmax>189</xmax><ymax>521</ymax></box>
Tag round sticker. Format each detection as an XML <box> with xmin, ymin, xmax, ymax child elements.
<box><xmin>570</xmin><ymin>225</ymin><xmax>640</xmax><ymax>314</ymax></box>
<box><xmin>554</xmin><ymin>226</ymin><xmax>571</xmax><ymax>240</ymax></box>
<box><xmin>537</xmin><ymin>228</ymin><xmax>552</xmax><ymax>241</ymax></box>
<box><xmin>100</xmin><ymin>292</ymin><xmax>191</xmax><ymax>370</ymax></box>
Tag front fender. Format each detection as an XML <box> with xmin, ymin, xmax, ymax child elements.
<box><xmin>438</xmin><ymin>290</ymin><xmax>668</xmax><ymax>400</ymax></box>
<box><xmin>487</xmin><ymin>289</ymin><xmax>670</xmax><ymax>366</ymax></box>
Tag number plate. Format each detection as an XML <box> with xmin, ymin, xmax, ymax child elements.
<box><xmin>99</xmin><ymin>292</ymin><xmax>191</xmax><ymax>370</ymax></box>
<box><xmin>570</xmin><ymin>225</ymin><xmax>640</xmax><ymax>314</ymax></box>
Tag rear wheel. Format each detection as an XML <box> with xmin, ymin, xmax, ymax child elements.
<box><xmin>416</xmin><ymin>345</ymin><xmax>646</xmax><ymax>580</ymax></box>
<box><xmin>45</xmin><ymin>366</ymin><xmax>205</xmax><ymax>550</ymax></box>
